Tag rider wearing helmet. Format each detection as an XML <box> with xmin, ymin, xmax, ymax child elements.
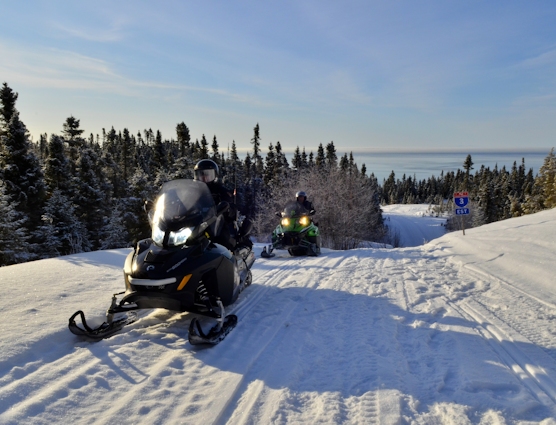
<box><xmin>194</xmin><ymin>159</ymin><xmax>252</xmax><ymax>250</ymax></box>
<box><xmin>295</xmin><ymin>190</ymin><xmax>314</xmax><ymax>213</ymax></box>
<box><xmin>194</xmin><ymin>159</ymin><xmax>232</xmax><ymax>204</ymax></box>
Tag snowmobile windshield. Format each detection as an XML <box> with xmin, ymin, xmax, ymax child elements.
<box><xmin>151</xmin><ymin>179</ymin><xmax>216</xmax><ymax>246</ymax></box>
<box><xmin>281</xmin><ymin>201</ymin><xmax>310</xmax><ymax>218</ymax></box>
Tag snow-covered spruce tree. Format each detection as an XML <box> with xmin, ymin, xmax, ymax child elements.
<box><xmin>44</xmin><ymin>134</ymin><xmax>74</xmax><ymax>198</ymax></box>
<box><xmin>121</xmin><ymin>167</ymin><xmax>159</xmax><ymax>244</ymax></box>
<box><xmin>242</xmin><ymin>125</ymin><xmax>265</xmax><ymax>220</ymax></box>
<box><xmin>0</xmin><ymin>181</ymin><xmax>30</xmax><ymax>265</ymax></box>
<box><xmin>539</xmin><ymin>148</ymin><xmax>556</xmax><ymax>209</ymax></box>
<box><xmin>73</xmin><ymin>147</ymin><xmax>106</xmax><ymax>251</ymax></box>
<box><xmin>61</xmin><ymin>116</ymin><xmax>86</xmax><ymax>174</ymax></box>
<box><xmin>36</xmin><ymin>189</ymin><xmax>90</xmax><ymax>258</ymax></box>
<box><xmin>251</xmin><ymin>123</ymin><xmax>264</xmax><ymax>177</ymax></box>
<box><xmin>99</xmin><ymin>199</ymin><xmax>130</xmax><ymax>250</ymax></box>
<box><xmin>0</xmin><ymin>83</ymin><xmax>46</xmax><ymax>240</ymax></box>
<box><xmin>522</xmin><ymin>148</ymin><xmax>556</xmax><ymax>214</ymax></box>
<box><xmin>167</xmin><ymin>124</ymin><xmax>195</xmax><ymax>178</ymax></box>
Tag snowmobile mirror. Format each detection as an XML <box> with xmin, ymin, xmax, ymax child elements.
<box><xmin>144</xmin><ymin>199</ymin><xmax>155</xmax><ymax>225</ymax></box>
<box><xmin>275</xmin><ymin>212</ymin><xmax>281</xmax><ymax>217</ymax></box>
<box><xmin>143</xmin><ymin>199</ymin><xmax>154</xmax><ymax>213</ymax></box>
<box><xmin>309</xmin><ymin>209</ymin><xmax>316</xmax><ymax>216</ymax></box>
<box><xmin>217</xmin><ymin>201</ymin><xmax>230</xmax><ymax>216</ymax></box>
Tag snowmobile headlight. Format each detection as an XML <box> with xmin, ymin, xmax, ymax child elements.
<box><xmin>299</xmin><ymin>216</ymin><xmax>310</xmax><ymax>226</ymax></box>
<box><xmin>281</xmin><ymin>218</ymin><xmax>291</xmax><ymax>226</ymax></box>
<box><xmin>168</xmin><ymin>227</ymin><xmax>193</xmax><ymax>246</ymax></box>
<box><xmin>152</xmin><ymin>223</ymin><xmax>165</xmax><ymax>245</ymax></box>
<box><xmin>152</xmin><ymin>195</ymin><xmax>166</xmax><ymax>245</ymax></box>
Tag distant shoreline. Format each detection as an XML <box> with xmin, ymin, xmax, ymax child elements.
<box><xmin>234</xmin><ymin>146</ymin><xmax>553</xmax><ymax>156</ymax></box>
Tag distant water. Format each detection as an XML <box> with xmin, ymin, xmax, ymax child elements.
<box><xmin>348</xmin><ymin>150</ymin><xmax>551</xmax><ymax>183</ymax></box>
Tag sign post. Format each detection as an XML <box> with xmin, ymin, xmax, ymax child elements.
<box><xmin>453</xmin><ymin>192</ymin><xmax>469</xmax><ymax>235</ymax></box>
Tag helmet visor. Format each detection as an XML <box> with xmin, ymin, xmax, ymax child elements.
<box><xmin>195</xmin><ymin>169</ymin><xmax>216</xmax><ymax>183</ymax></box>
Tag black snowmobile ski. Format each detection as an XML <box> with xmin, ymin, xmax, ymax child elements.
<box><xmin>68</xmin><ymin>291</ymin><xmax>139</xmax><ymax>341</ymax></box>
<box><xmin>188</xmin><ymin>314</ymin><xmax>238</xmax><ymax>345</ymax></box>
<box><xmin>260</xmin><ymin>245</ymin><xmax>275</xmax><ymax>258</ymax></box>
<box><xmin>68</xmin><ymin>310</ymin><xmax>137</xmax><ymax>342</ymax></box>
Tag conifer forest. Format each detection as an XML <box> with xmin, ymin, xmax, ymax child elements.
<box><xmin>1</xmin><ymin>82</ymin><xmax>555</xmax><ymax>266</ymax></box>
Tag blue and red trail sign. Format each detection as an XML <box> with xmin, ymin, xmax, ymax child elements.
<box><xmin>453</xmin><ymin>192</ymin><xmax>470</xmax><ymax>234</ymax></box>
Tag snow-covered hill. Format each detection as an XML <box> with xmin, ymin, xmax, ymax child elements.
<box><xmin>1</xmin><ymin>205</ymin><xmax>556</xmax><ymax>424</ymax></box>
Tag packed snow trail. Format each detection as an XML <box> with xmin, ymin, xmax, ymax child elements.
<box><xmin>1</xmin><ymin>207</ymin><xmax>556</xmax><ymax>424</ymax></box>
<box><xmin>382</xmin><ymin>204</ymin><xmax>447</xmax><ymax>247</ymax></box>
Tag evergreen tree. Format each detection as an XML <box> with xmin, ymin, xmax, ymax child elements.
<box><xmin>463</xmin><ymin>154</ymin><xmax>474</xmax><ymax>190</ymax></box>
<box><xmin>301</xmin><ymin>147</ymin><xmax>308</xmax><ymax>168</ymax></box>
<box><xmin>383</xmin><ymin>171</ymin><xmax>397</xmax><ymax>204</ymax></box>
<box><xmin>0</xmin><ymin>83</ymin><xmax>46</xmax><ymax>235</ymax></box>
<box><xmin>0</xmin><ymin>82</ymin><xmax>18</xmax><ymax>126</ymax></box>
<box><xmin>292</xmin><ymin>146</ymin><xmax>302</xmax><ymax>169</ymax></box>
<box><xmin>540</xmin><ymin>149</ymin><xmax>556</xmax><ymax>209</ymax></box>
<box><xmin>339</xmin><ymin>153</ymin><xmax>349</xmax><ymax>171</ymax></box>
<box><xmin>121</xmin><ymin>128</ymin><xmax>134</xmax><ymax>183</ymax></box>
<box><xmin>99</xmin><ymin>198</ymin><xmax>130</xmax><ymax>249</ymax></box>
<box><xmin>325</xmin><ymin>141</ymin><xmax>337</xmax><ymax>168</ymax></box>
<box><xmin>211</xmin><ymin>135</ymin><xmax>220</xmax><ymax>164</ymax></box>
<box><xmin>524</xmin><ymin>148</ymin><xmax>556</xmax><ymax>213</ymax></box>
<box><xmin>44</xmin><ymin>134</ymin><xmax>73</xmax><ymax>197</ymax></box>
<box><xmin>118</xmin><ymin>167</ymin><xmax>154</xmax><ymax>244</ymax></box>
<box><xmin>251</xmin><ymin>123</ymin><xmax>264</xmax><ymax>176</ymax></box>
<box><xmin>39</xmin><ymin>133</ymin><xmax>49</xmax><ymax>160</ymax></box>
<box><xmin>316</xmin><ymin>143</ymin><xmax>326</xmax><ymax>169</ymax></box>
<box><xmin>153</xmin><ymin>130</ymin><xmax>167</xmax><ymax>169</ymax></box>
<box><xmin>263</xmin><ymin>142</ymin><xmax>276</xmax><ymax>185</ymax></box>
<box><xmin>73</xmin><ymin>147</ymin><xmax>106</xmax><ymax>250</ymax></box>
<box><xmin>275</xmin><ymin>141</ymin><xmax>289</xmax><ymax>176</ymax></box>
<box><xmin>176</xmin><ymin>122</ymin><xmax>191</xmax><ymax>156</ymax></box>
<box><xmin>36</xmin><ymin>189</ymin><xmax>90</xmax><ymax>257</ymax></box>
<box><xmin>0</xmin><ymin>181</ymin><xmax>30</xmax><ymax>265</ymax></box>
<box><xmin>61</xmin><ymin>116</ymin><xmax>85</xmax><ymax>165</ymax></box>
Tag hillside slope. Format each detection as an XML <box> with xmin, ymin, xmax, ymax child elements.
<box><xmin>1</xmin><ymin>206</ymin><xmax>556</xmax><ymax>424</ymax></box>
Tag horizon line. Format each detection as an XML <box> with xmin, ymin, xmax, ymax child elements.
<box><xmin>234</xmin><ymin>147</ymin><xmax>553</xmax><ymax>155</ymax></box>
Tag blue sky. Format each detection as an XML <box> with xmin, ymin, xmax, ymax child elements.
<box><xmin>1</xmin><ymin>1</ymin><xmax>555</xmax><ymax>154</ymax></box>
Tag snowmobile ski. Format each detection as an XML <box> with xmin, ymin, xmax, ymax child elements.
<box><xmin>261</xmin><ymin>245</ymin><xmax>275</xmax><ymax>258</ymax></box>
<box><xmin>68</xmin><ymin>310</ymin><xmax>138</xmax><ymax>342</ymax></box>
<box><xmin>188</xmin><ymin>314</ymin><xmax>238</xmax><ymax>345</ymax></box>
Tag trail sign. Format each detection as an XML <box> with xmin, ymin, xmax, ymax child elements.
<box><xmin>453</xmin><ymin>191</ymin><xmax>470</xmax><ymax>235</ymax></box>
<box><xmin>453</xmin><ymin>192</ymin><xmax>469</xmax><ymax>208</ymax></box>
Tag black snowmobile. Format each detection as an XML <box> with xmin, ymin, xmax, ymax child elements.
<box><xmin>261</xmin><ymin>201</ymin><xmax>321</xmax><ymax>258</ymax></box>
<box><xmin>69</xmin><ymin>179</ymin><xmax>255</xmax><ymax>345</ymax></box>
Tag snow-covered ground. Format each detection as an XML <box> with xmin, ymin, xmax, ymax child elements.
<box><xmin>1</xmin><ymin>205</ymin><xmax>556</xmax><ymax>424</ymax></box>
<box><xmin>382</xmin><ymin>204</ymin><xmax>447</xmax><ymax>247</ymax></box>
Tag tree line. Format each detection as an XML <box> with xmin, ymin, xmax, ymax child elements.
<box><xmin>380</xmin><ymin>151</ymin><xmax>556</xmax><ymax>231</ymax></box>
<box><xmin>1</xmin><ymin>82</ymin><xmax>555</xmax><ymax>265</ymax></box>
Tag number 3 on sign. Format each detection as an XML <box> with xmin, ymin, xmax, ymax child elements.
<box><xmin>453</xmin><ymin>192</ymin><xmax>469</xmax><ymax>208</ymax></box>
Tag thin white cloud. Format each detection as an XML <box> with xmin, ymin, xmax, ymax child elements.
<box><xmin>50</xmin><ymin>22</ymin><xmax>126</xmax><ymax>43</ymax></box>
<box><xmin>515</xmin><ymin>48</ymin><xmax>556</xmax><ymax>70</ymax></box>
<box><xmin>0</xmin><ymin>41</ymin><xmax>281</xmax><ymax>109</ymax></box>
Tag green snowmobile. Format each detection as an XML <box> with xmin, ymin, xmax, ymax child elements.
<box><xmin>261</xmin><ymin>201</ymin><xmax>321</xmax><ymax>258</ymax></box>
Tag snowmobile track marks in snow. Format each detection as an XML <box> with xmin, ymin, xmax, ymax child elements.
<box><xmin>454</xmin><ymin>299</ymin><xmax>556</xmax><ymax>409</ymax></box>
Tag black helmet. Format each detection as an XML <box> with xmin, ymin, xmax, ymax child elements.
<box><xmin>296</xmin><ymin>191</ymin><xmax>307</xmax><ymax>199</ymax></box>
<box><xmin>194</xmin><ymin>159</ymin><xmax>219</xmax><ymax>183</ymax></box>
